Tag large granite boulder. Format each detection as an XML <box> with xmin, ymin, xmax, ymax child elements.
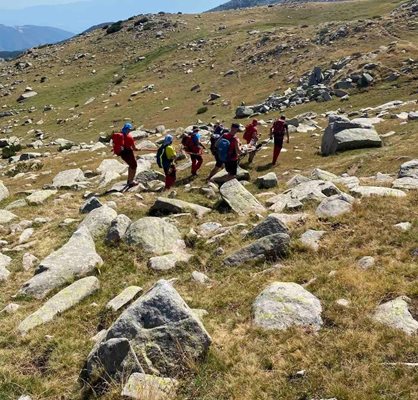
<box><xmin>125</xmin><ymin>217</ymin><xmax>185</xmax><ymax>255</ymax></box>
<box><xmin>18</xmin><ymin>277</ymin><xmax>100</xmax><ymax>334</ymax></box>
<box><xmin>224</xmin><ymin>233</ymin><xmax>290</xmax><ymax>267</ymax></box>
<box><xmin>18</xmin><ymin>226</ymin><xmax>103</xmax><ymax>299</ymax></box>
<box><xmin>220</xmin><ymin>179</ymin><xmax>266</xmax><ymax>215</ymax></box>
<box><xmin>80</xmin><ymin>280</ymin><xmax>211</xmax><ymax>388</ymax></box>
<box><xmin>149</xmin><ymin>197</ymin><xmax>211</xmax><ymax>219</ymax></box>
<box><xmin>79</xmin><ymin>205</ymin><xmax>117</xmax><ymax>238</ymax></box>
<box><xmin>321</xmin><ymin>116</ymin><xmax>382</xmax><ymax>156</ymax></box>
<box><xmin>253</xmin><ymin>282</ymin><xmax>323</xmax><ymax>331</ymax></box>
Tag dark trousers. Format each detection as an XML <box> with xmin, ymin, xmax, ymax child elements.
<box><xmin>191</xmin><ymin>154</ymin><xmax>203</xmax><ymax>175</ymax></box>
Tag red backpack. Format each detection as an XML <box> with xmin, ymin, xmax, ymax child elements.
<box><xmin>272</xmin><ymin>120</ymin><xmax>286</xmax><ymax>137</ymax></box>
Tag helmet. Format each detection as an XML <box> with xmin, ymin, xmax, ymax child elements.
<box><xmin>122</xmin><ymin>122</ymin><xmax>133</xmax><ymax>134</ymax></box>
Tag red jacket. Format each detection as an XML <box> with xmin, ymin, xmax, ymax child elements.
<box><xmin>243</xmin><ymin>124</ymin><xmax>258</xmax><ymax>143</ymax></box>
<box><xmin>112</xmin><ymin>132</ymin><xmax>135</xmax><ymax>155</ymax></box>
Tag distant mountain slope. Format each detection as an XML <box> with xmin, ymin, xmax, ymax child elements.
<box><xmin>0</xmin><ymin>25</ymin><xmax>74</xmax><ymax>51</ymax></box>
<box><xmin>209</xmin><ymin>0</ymin><xmax>345</xmax><ymax>12</ymax></box>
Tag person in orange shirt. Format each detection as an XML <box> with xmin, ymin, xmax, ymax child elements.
<box><xmin>112</xmin><ymin>123</ymin><xmax>139</xmax><ymax>187</ymax></box>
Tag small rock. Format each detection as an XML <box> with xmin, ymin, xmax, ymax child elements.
<box><xmin>357</xmin><ymin>256</ymin><xmax>375</xmax><ymax>269</ymax></box>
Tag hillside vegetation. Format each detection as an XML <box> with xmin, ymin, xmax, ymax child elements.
<box><xmin>0</xmin><ymin>1</ymin><xmax>417</xmax><ymax>400</ymax></box>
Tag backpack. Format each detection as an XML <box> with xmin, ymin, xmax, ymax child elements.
<box><xmin>182</xmin><ymin>134</ymin><xmax>200</xmax><ymax>154</ymax></box>
<box><xmin>210</xmin><ymin>133</ymin><xmax>222</xmax><ymax>155</ymax></box>
<box><xmin>272</xmin><ymin>120</ymin><xmax>286</xmax><ymax>137</ymax></box>
<box><xmin>216</xmin><ymin>136</ymin><xmax>231</xmax><ymax>163</ymax></box>
<box><xmin>156</xmin><ymin>144</ymin><xmax>167</xmax><ymax>169</ymax></box>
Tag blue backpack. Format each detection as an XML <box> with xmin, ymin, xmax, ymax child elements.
<box><xmin>216</xmin><ymin>136</ymin><xmax>231</xmax><ymax>163</ymax></box>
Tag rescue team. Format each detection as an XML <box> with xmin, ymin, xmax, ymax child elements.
<box><xmin>112</xmin><ymin>117</ymin><xmax>290</xmax><ymax>190</ymax></box>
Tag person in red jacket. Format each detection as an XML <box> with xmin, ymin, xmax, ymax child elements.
<box><xmin>223</xmin><ymin>123</ymin><xmax>243</xmax><ymax>181</ymax></box>
<box><xmin>182</xmin><ymin>126</ymin><xmax>205</xmax><ymax>176</ymax></box>
<box><xmin>270</xmin><ymin>116</ymin><xmax>289</xmax><ymax>166</ymax></box>
<box><xmin>112</xmin><ymin>123</ymin><xmax>139</xmax><ymax>187</ymax></box>
<box><xmin>243</xmin><ymin>119</ymin><xmax>260</xmax><ymax>164</ymax></box>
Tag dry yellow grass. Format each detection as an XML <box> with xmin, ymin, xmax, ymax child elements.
<box><xmin>0</xmin><ymin>0</ymin><xmax>418</xmax><ymax>399</ymax></box>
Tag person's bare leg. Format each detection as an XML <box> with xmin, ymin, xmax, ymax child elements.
<box><xmin>207</xmin><ymin>166</ymin><xmax>221</xmax><ymax>182</ymax></box>
<box><xmin>248</xmin><ymin>151</ymin><xmax>255</xmax><ymax>164</ymax></box>
<box><xmin>127</xmin><ymin>167</ymin><xmax>136</xmax><ymax>184</ymax></box>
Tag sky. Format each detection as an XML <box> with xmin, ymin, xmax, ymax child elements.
<box><xmin>0</xmin><ymin>0</ymin><xmax>90</xmax><ymax>9</ymax></box>
<box><xmin>0</xmin><ymin>0</ymin><xmax>226</xmax><ymax>32</ymax></box>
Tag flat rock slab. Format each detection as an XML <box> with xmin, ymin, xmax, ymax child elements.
<box><xmin>26</xmin><ymin>190</ymin><xmax>57</xmax><ymax>205</ymax></box>
<box><xmin>106</xmin><ymin>286</ymin><xmax>143</xmax><ymax>312</ymax></box>
<box><xmin>18</xmin><ymin>276</ymin><xmax>100</xmax><ymax>334</ymax></box>
<box><xmin>0</xmin><ymin>209</ymin><xmax>18</xmax><ymax>224</ymax></box>
<box><xmin>122</xmin><ymin>373</ymin><xmax>178</xmax><ymax>400</ymax></box>
<box><xmin>52</xmin><ymin>168</ymin><xmax>87</xmax><ymax>189</ymax></box>
<box><xmin>220</xmin><ymin>179</ymin><xmax>266</xmax><ymax>215</ymax></box>
<box><xmin>81</xmin><ymin>280</ymin><xmax>211</xmax><ymax>387</ymax></box>
<box><xmin>300</xmin><ymin>230</ymin><xmax>326</xmax><ymax>251</ymax></box>
<box><xmin>125</xmin><ymin>217</ymin><xmax>185</xmax><ymax>255</ymax></box>
<box><xmin>150</xmin><ymin>197</ymin><xmax>211</xmax><ymax>219</ymax></box>
<box><xmin>392</xmin><ymin>177</ymin><xmax>418</xmax><ymax>190</ymax></box>
<box><xmin>267</xmin><ymin>180</ymin><xmax>341</xmax><ymax>213</ymax></box>
<box><xmin>373</xmin><ymin>297</ymin><xmax>418</xmax><ymax>335</ymax></box>
<box><xmin>224</xmin><ymin>233</ymin><xmax>290</xmax><ymax>267</ymax></box>
<box><xmin>19</xmin><ymin>226</ymin><xmax>103</xmax><ymax>299</ymax></box>
<box><xmin>350</xmin><ymin>186</ymin><xmax>406</xmax><ymax>198</ymax></box>
<box><xmin>79</xmin><ymin>205</ymin><xmax>117</xmax><ymax>238</ymax></box>
<box><xmin>253</xmin><ymin>282</ymin><xmax>323</xmax><ymax>331</ymax></box>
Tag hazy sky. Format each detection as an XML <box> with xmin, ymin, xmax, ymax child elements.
<box><xmin>0</xmin><ymin>0</ymin><xmax>90</xmax><ymax>8</ymax></box>
<box><xmin>0</xmin><ymin>0</ymin><xmax>227</xmax><ymax>32</ymax></box>
<box><xmin>0</xmin><ymin>0</ymin><xmax>223</xmax><ymax>10</ymax></box>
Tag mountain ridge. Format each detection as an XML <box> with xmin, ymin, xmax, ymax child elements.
<box><xmin>0</xmin><ymin>24</ymin><xmax>74</xmax><ymax>51</ymax></box>
<box><xmin>210</xmin><ymin>0</ymin><xmax>347</xmax><ymax>12</ymax></box>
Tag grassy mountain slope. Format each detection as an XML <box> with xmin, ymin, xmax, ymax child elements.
<box><xmin>209</xmin><ymin>0</ymin><xmax>346</xmax><ymax>12</ymax></box>
<box><xmin>0</xmin><ymin>1</ymin><xmax>417</xmax><ymax>399</ymax></box>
